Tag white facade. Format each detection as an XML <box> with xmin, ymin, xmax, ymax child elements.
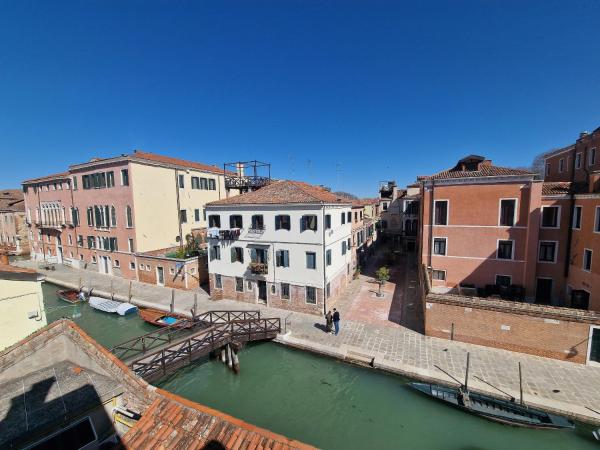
<box><xmin>206</xmin><ymin>203</ymin><xmax>352</xmax><ymax>305</ymax></box>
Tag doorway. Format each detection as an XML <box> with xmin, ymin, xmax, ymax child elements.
<box><xmin>535</xmin><ymin>278</ymin><xmax>552</xmax><ymax>305</ymax></box>
<box><xmin>156</xmin><ymin>266</ymin><xmax>165</xmax><ymax>286</ymax></box>
<box><xmin>587</xmin><ymin>326</ymin><xmax>600</xmax><ymax>367</ymax></box>
<box><xmin>257</xmin><ymin>280</ymin><xmax>267</xmax><ymax>304</ymax></box>
<box><xmin>99</xmin><ymin>256</ymin><xmax>112</xmax><ymax>275</ymax></box>
<box><xmin>56</xmin><ymin>236</ymin><xmax>63</xmax><ymax>264</ymax></box>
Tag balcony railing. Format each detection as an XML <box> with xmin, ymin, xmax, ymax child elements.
<box><xmin>220</xmin><ymin>229</ymin><xmax>241</xmax><ymax>240</ymax></box>
<box><xmin>247</xmin><ymin>226</ymin><xmax>265</xmax><ymax>235</ymax></box>
<box><xmin>248</xmin><ymin>262</ymin><xmax>268</xmax><ymax>274</ymax></box>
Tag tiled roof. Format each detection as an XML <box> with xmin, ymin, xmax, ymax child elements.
<box><xmin>132</xmin><ymin>150</ymin><xmax>230</xmax><ymax>175</ymax></box>
<box><xmin>208</xmin><ymin>180</ymin><xmax>351</xmax><ymax>206</ymax></box>
<box><xmin>122</xmin><ymin>390</ymin><xmax>314</xmax><ymax>450</ymax></box>
<box><xmin>418</xmin><ymin>163</ymin><xmax>534</xmax><ymax>181</ymax></box>
<box><xmin>0</xmin><ymin>189</ymin><xmax>24</xmax><ymax>212</ymax></box>
<box><xmin>542</xmin><ymin>182</ymin><xmax>572</xmax><ymax>196</ymax></box>
<box><xmin>22</xmin><ymin>172</ymin><xmax>71</xmax><ymax>185</ymax></box>
<box><xmin>543</xmin><ymin>144</ymin><xmax>575</xmax><ymax>159</ymax></box>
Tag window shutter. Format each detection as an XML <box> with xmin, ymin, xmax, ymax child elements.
<box><xmin>251</xmin><ymin>248</ymin><xmax>257</xmax><ymax>262</ymax></box>
<box><xmin>284</xmin><ymin>251</ymin><xmax>289</xmax><ymax>267</ymax></box>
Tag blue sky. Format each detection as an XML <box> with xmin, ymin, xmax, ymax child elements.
<box><xmin>1</xmin><ymin>1</ymin><xmax>599</xmax><ymax>197</ymax></box>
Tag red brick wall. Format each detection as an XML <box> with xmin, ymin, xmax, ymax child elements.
<box><xmin>135</xmin><ymin>255</ymin><xmax>207</xmax><ymax>290</ymax></box>
<box><xmin>425</xmin><ymin>295</ymin><xmax>598</xmax><ymax>363</ymax></box>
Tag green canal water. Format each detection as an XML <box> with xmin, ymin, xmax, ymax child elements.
<box><xmin>42</xmin><ymin>282</ymin><xmax>598</xmax><ymax>450</ymax></box>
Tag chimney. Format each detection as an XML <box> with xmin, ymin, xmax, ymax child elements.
<box><xmin>236</xmin><ymin>162</ymin><xmax>245</xmax><ymax>177</ymax></box>
<box><xmin>580</xmin><ymin>131</ymin><xmax>589</xmax><ymax>139</ymax></box>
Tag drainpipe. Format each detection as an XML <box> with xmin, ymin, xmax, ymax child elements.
<box><xmin>175</xmin><ymin>170</ymin><xmax>183</xmax><ymax>248</ymax></box>
<box><xmin>428</xmin><ymin>180</ymin><xmax>435</xmax><ymax>274</ymax></box>
<box><xmin>36</xmin><ymin>184</ymin><xmax>46</xmax><ymax>262</ymax></box>
<box><xmin>564</xmin><ymin>148</ymin><xmax>579</xmax><ymax>278</ymax></box>
<box><xmin>322</xmin><ymin>205</ymin><xmax>327</xmax><ymax>315</ymax></box>
<box><xmin>69</xmin><ymin>177</ymin><xmax>78</xmax><ymax>258</ymax></box>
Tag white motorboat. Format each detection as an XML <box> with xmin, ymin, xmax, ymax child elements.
<box><xmin>89</xmin><ymin>297</ymin><xmax>137</xmax><ymax>316</ymax></box>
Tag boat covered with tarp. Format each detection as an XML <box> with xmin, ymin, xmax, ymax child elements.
<box><xmin>89</xmin><ymin>297</ymin><xmax>138</xmax><ymax>316</ymax></box>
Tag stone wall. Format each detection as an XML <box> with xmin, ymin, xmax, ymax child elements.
<box><xmin>424</xmin><ymin>292</ymin><xmax>600</xmax><ymax>364</ymax></box>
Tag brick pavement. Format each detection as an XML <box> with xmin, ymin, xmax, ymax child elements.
<box><xmin>16</xmin><ymin>258</ymin><xmax>600</xmax><ymax>425</ymax></box>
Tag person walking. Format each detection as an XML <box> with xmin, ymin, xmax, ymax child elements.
<box><xmin>325</xmin><ymin>310</ymin><xmax>333</xmax><ymax>333</ymax></box>
<box><xmin>332</xmin><ymin>308</ymin><xmax>340</xmax><ymax>336</ymax></box>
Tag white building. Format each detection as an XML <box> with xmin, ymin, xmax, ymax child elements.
<box><xmin>205</xmin><ymin>181</ymin><xmax>352</xmax><ymax>315</ymax></box>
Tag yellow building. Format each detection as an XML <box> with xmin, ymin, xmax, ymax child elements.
<box><xmin>0</xmin><ymin>261</ymin><xmax>46</xmax><ymax>350</ymax></box>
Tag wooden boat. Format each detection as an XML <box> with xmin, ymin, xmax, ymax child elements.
<box><xmin>138</xmin><ymin>308</ymin><xmax>189</xmax><ymax>328</ymax></box>
<box><xmin>409</xmin><ymin>353</ymin><xmax>575</xmax><ymax>430</ymax></box>
<box><xmin>409</xmin><ymin>382</ymin><xmax>574</xmax><ymax>429</ymax></box>
<box><xmin>89</xmin><ymin>297</ymin><xmax>138</xmax><ymax>315</ymax></box>
<box><xmin>56</xmin><ymin>289</ymin><xmax>86</xmax><ymax>304</ymax></box>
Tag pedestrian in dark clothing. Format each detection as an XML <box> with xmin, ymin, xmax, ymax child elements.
<box><xmin>325</xmin><ymin>310</ymin><xmax>333</xmax><ymax>333</ymax></box>
<box><xmin>333</xmin><ymin>308</ymin><xmax>340</xmax><ymax>335</ymax></box>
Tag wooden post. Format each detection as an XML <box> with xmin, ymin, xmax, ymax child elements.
<box><xmin>110</xmin><ymin>279</ymin><xmax>114</xmax><ymax>300</ymax></box>
<box><xmin>78</xmin><ymin>277</ymin><xmax>82</xmax><ymax>290</ymax></box>
<box><xmin>227</xmin><ymin>344</ymin><xmax>233</xmax><ymax>369</ymax></box>
<box><xmin>464</xmin><ymin>352</ymin><xmax>470</xmax><ymax>390</ymax></box>
<box><xmin>193</xmin><ymin>293</ymin><xmax>197</xmax><ymax>317</ymax></box>
<box><xmin>170</xmin><ymin>289</ymin><xmax>175</xmax><ymax>313</ymax></box>
<box><xmin>220</xmin><ymin>348</ymin><xmax>226</xmax><ymax>363</ymax></box>
<box><xmin>128</xmin><ymin>281</ymin><xmax>133</xmax><ymax>301</ymax></box>
<box><xmin>232</xmin><ymin>346</ymin><xmax>240</xmax><ymax>373</ymax></box>
<box><xmin>450</xmin><ymin>323</ymin><xmax>454</xmax><ymax>340</ymax></box>
<box><xmin>518</xmin><ymin>362</ymin><xmax>524</xmax><ymax>405</ymax></box>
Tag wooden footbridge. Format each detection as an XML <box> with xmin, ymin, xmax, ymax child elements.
<box><xmin>110</xmin><ymin>310</ymin><xmax>281</xmax><ymax>382</ymax></box>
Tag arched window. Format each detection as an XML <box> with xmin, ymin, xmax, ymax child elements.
<box><xmin>126</xmin><ymin>206</ymin><xmax>133</xmax><ymax>228</ymax></box>
<box><xmin>111</xmin><ymin>206</ymin><xmax>117</xmax><ymax>227</ymax></box>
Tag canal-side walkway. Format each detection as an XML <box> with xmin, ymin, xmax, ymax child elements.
<box><xmin>17</xmin><ymin>259</ymin><xmax>600</xmax><ymax>426</ymax></box>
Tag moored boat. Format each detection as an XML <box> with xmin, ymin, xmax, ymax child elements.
<box><xmin>89</xmin><ymin>297</ymin><xmax>138</xmax><ymax>316</ymax></box>
<box><xmin>56</xmin><ymin>289</ymin><xmax>86</xmax><ymax>304</ymax></box>
<box><xmin>408</xmin><ymin>382</ymin><xmax>574</xmax><ymax>429</ymax></box>
<box><xmin>138</xmin><ymin>308</ymin><xmax>189</xmax><ymax>328</ymax></box>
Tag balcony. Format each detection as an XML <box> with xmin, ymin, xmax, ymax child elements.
<box><xmin>247</xmin><ymin>226</ymin><xmax>265</xmax><ymax>236</ymax></box>
<box><xmin>248</xmin><ymin>262</ymin><xmax>268</xmax><ymax>275</ymax></box>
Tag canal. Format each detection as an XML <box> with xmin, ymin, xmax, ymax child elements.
<box><xmin>42</xmin><ymin>282</ymin><xmax>598</xmax><ymax>449</ymax></box>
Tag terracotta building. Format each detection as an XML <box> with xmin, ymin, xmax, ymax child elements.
<box><xmin>0</xmin><ymin>189</ymin><xmax>29</xmax><ymax>255</ymax></box>
<box><xmin>23</xmin><ymin>150</ymin><xmax>227</xmax><ymax>286</ymax></box>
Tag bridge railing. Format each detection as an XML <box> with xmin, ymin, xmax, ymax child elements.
<box><xmin>130</xmin><ymin>317</ymin><xmax>281</xmax><ymax>381</ymax></box>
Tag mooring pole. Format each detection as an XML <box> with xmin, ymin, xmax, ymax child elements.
<box><xmin>518</xmin><ymin>362</ymin><xmax>524</xmax><ymax>406</ymax></box>
<box><xmin>227</xmin><ymin>344</ymin><xmax>233</xmax><ymax>369</ymax></box>
<box><xmin>170</xmin><ymin>289</ymin><xmax>175</xmax><ymax>313</ymax></box>
<box><xmin>128</xmin><ymin>281</ymin><xmax>133</xmax><ymax>301</ymax></box>
<box><xmin>193</xmin><ymin>293</ymin><xmax>198</xmax><ymax>317</ymax></box>
<box><xmin>464</xmin><ymin>352</ymin><xmax>470</xmax><ymax>391</ymax></box>
<box><xmin>450</xmin><ymin>323</ymin><xmax>454</xmax><ymax>340</ymax></box>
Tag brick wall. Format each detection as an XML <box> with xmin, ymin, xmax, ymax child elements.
<box><xmin>425</xmin><ymin>293</ymin><xmax>600</xmax><ymax>364</ymax></box>
<box><xmin>135</xmin><ymin>253</ymin><xmax>207</xmax><ymax>290</ymax></box>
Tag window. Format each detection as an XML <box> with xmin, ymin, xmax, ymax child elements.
<box><xmin>215</xmin><ymin>274</ymin><xmax>222</xmax><ymax>289</ymax></box>
<box><xmin>126</xmin><ymin>206</ymin><xmax>133</xmax><ymax>228</ymax></box>
<box><xmin>434</xmin><ymin>200</ymin><xmax>448</xmax><ymax>225</ymax></box>
<box><xmin>595</xmin><ymin>207</ymin><xmax>600</xmax><ymax>233</ymax></box>
<box><xmin>341</xmin><ymin>212</ymin><xmax>346</xmax><ymax>224</ymax></box>
<box><xmin>306</xmin><ymin>252</ymin><xmax>317</xmax><ymax>269</ymax></box>
<box><xmin>230</xmin><ymin>215</ymin><xmax>243</xmax><ymax>228</ymax></box>
<box><xmin>250</xmin><ymin>247</ymin><xmax>267</xmax><ymax>263</ymax></box>
<box><xmin>383</xmin><ymin>202</ymin><xmax>388</xmax><ymax>211</ymax></box>
<box><xmin>86</xmin><ymin>207</ymin><xmax>93</xmax><ymax>226</ymax></box>
<box><xmin>433</xmin><ymin>238</ymin><xmax>447</xmax><ymax>256</ymax></box>
<box><xmin>128</xmin><ymin>238</ymin><xmax>134</xmax><ymax>253</ymax></box>
<box><xmin>111</xmin><ymin>206</ymin><xmax>117</xmax><ymax>227</ymax></box>
<box><xmin>354</xmin><ymin>211</ymin><xmax>358</xmax><ymax>222</ymax></box>
<box><xmin>584</xmin><ymin>249</ymin><xmax>593</xmax><ymax>272</ymax></box>
<box><xmin>347</xmin><ymin>211</ymin><xmax>351</xmax><ymax>222</ymax></box>
<box><xmin>210</xmin><ymin>245</ymin><xmax>221</xmax><ymax>261</ymax></box>
<box><xmin>195</xmin><ymin>209</ymin><xmax>200</xmax><ymax>222</ymax></box>
<box><xmin>77</xmin><ymin>235</ymin><xmax>83</xmax><ymax>247</ymax></box>
<box><xmin>121</xmin><ymin>169</ymin><xmax>129</xmax><ymax>186</ymax></box>
<box><xmin>208</xmin><ymin>215</ymin><xmax>221</xmax><ymax>228</ymax></box>
<box><xmin>326</xmin><ymin>249</ymin><xmax>332</xmax><ymax>266</ymax></box>
<box><xmin>68</xmin><ymin>234</ymin><xmax>72</xmax><ymax>245</ymax></box>
<box><xmin>559</xmin><ymin>158</ymin><xmax>564</xmax><ymax>173</ymax></box>
<box><xmin>179</xmin><ymin>209</ymin><xmax>187</xmax><ymax>223</ymax></box>
<box><xmin>499</xmin><ymin>199</ymin><xmax>516</xmax><ymax>226</ymax></box>
<box><xmin>573</xmin><ymin>206</ymin><xmax>582</xmax><ymax>229</ymax></box>
<box><xmin>251</xmin><ymin>214</ymin><xmax>264</xmax><ymax>230</ymax></box>
<box><xmin>276</xmin><ymin>250</ymin><xmax>289</xmax><ymax>267</ymax></box>
<box><xmin>200</xmin><ymin>178</ymin><xmax>208</xmax><ymax>190</ymax></box>
<box><xmin>306</xmin><ymin>286</ymin><xmax>316</xmax><ymax>304</ymax></box>
<box><xmin>342</xmin><ymin>241</ymin><xmax>347</xmax><ymax>255</ymax></box>
<box><xmin>72</xmin><ymin>176</ymin><xmax>78</xmax><ymax>190</ymax></box>
<box><xmin>235</xmin><ymin>277</ymin><xmax>244</xmax><ymax>292</ymax></box>
<box><xmin>545</xmin><ymin>164</ymin><xmax>550</xmax><ymax>176</ymax></box>
<box><xmin>107</xmin><ymin>171</ymin><xmax>115</xmax><ymax>187</ymax></box>
<box><xmin>326</xmin><ymin>282</ymin><xmax>331</xmax><ymax>298</ymax></box>
<box><xmin>114</xmin><ymin>259</ymin><xmax>120</xmax><ymax>268</ymax></box>
<box><xmin>87</xmin><ymin>236</ymin><xmax>95</xmax><ymax>249</ymax></box>
<box><xmin>231</xmin><ymin>247</ymin><xmax>244</xmax><ymax>263</ymax></box>
<box><xmin>71</xmin><ymin>207</ymin><xmax>80</xmax><ymax>226</ymax></box>
<box><xmin>301</xmin><ymin>215</ymin><xmax>318</xmax><ymax>232</ymax></box>
<box><xmin>130</xmin><ymin>261</ymin><xmax>136</xmax><ymax>270</ymax></box>
<box><xmin>541</xmin><ymin>206</ymin><xmax>560</xmax><ymax>228</ymax></box>
<box><xmin>191</xmin><ymin>176</ymin><xmax>200</xmax><ymax>189</ymax></box>
<box><xmin>325</xmin><ymin>214</ymin><xmax>331</xmax><ymax>230</ymax></box>
<box><xmin>538</xmin><ymin>241</ymin><xmax>557</xmax><ymax>263</ymax></box>
<box><xmin>432</xmin><ymin>270</ymin><xmax>446</xmax><ymax>281</ymax></box>
<box><xmin>208</xmin><ymin>179</ymin><xmax>216</xmax><ymax>190</ymax></box>
<box><xmin>496</xmin><ymin>275</ymin><xmax>511</xmax><ymax>287</ymax></box>
<box><xmin>575</xmin><ymin>153</ymin><xmax>582</xmax><ymax>169</ymax></box>
<box><xmin>347</xmin><ymin>238</ymin><xmax>351</xmax><ymax>249</ymax></box>
<box><xmin>178</xmin><ymin>174</ymin><xmax>185</xmax><ymax>188</ymax></box>
<box><xmin>275</xmin><ymin>215</ymin><xmax>290</xmax><ymax>230</ymax></box>
<box><xmin>281</xmin><ymin>283</ymin><xmax>290</xmax><ymax>299</ymax></box>
<box><xmin>590</xmin><ymin>148</ymin><xmax>596</xmax><ymax>166</ymax></box>
<box><xmin>497</xmin><ymin>240</ymin><xmax>514</xmax><ymax>260</ymax></box>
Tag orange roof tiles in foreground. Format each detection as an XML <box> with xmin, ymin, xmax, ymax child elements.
<box><xmin>208</xmin><ymin>180</ymin><xmax>351</xmax><ymax>206</ymax></box>
<box><xmin>121</xmin><ymin>390</ymin><xmax>314</xmax><ymax>450</ymax></box>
